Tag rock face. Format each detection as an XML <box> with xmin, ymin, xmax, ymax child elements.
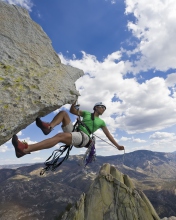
<box><xmin>62</xmin><ymin>163</ymin><xmax>160</xmax><ymax>220</ymax></box>
<box><xmin>0</xmin><ymin>1</ymin><xmax>83</xmax><ymax>145</ymax></box>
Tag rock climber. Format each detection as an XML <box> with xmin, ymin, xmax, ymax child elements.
<box><xmin>12</xmin><ymin>101</ymin><xmax>124</xmax><ymax>158</ymax></box>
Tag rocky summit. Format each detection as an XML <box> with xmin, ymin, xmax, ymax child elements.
<box><xmin>0</xmin><ymin>151</ymin><xmax>175</xmax><ymax>219</ymax></box>
<box><xmin>0</xmin><ymin>1</ymin><xmax>83</xmax><ymax>146</ymax></box>
<box><xmin>61</xmin><ymin>163</ymin><xmax>160</xmax><ymax>220</ymax></box>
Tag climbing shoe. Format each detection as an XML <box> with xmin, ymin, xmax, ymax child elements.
<box><xmin>12</xmin><ymin>134</ymin><xmax>29</xmax><ymax>158</ymax></box>
<box><xmin>36</xmin><ymin>118</ymin><xmax>51</xmax><ymax>135</ymax></box>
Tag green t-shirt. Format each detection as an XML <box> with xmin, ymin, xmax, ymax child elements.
<box><xmin>78</xmin><ymin>110</ymin><xmax>106</xmax><ymax>136</ymax></box>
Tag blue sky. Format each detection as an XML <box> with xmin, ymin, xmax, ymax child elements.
<box><xmin>1</xmin><ymin>0</ymin><xmax>176</xmax><ymax>165</ymax></box>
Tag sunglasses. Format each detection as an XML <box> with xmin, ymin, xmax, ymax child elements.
<box><xmin>97</xmin><ymin>105</ymin><xmax>106</xmax><ymax>109</ymax></box>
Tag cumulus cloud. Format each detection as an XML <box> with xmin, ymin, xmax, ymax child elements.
<box><xmin>121</xmin><ymin>136</ymin><xmax>131</xmax><ymax>141</ymax></box>
<box><xmin>149</xmin><ymin>131</ymin><xmax>176</xmax><ymax>140</ymax></box>
<box><xmin>147</xmin><ymin>131</ymin><xmax>176</xmax><ymax>152</ymax></box>
<box><xmin>125</xmin><ymin>0</ymin><xmax>176</xmax><ymax>72</ymax></box>
<box><xmin>0</xmin><ymin>145</ymin><xmax>9</xmax><ymax>153</ymax></box>
<box><xmin>17</xmin><ymin>131</ymin><xmax>22</xmax><ymax>136</ymax></box>
<box><xmin>58</xmin><ymin>0</ymin><xmax>176</xmax><ymax>151</ymax></box>
<box><xmin>120</xmin><ymin>136</ymin><xmax>146</xmax><ymax>143</ymax></box>
<box><xmin>2</xmin><ymin>0</ymin><xmax>33</xmax><ymax>11</ymax></box>
<box><xmin>59</xmin><ymin>51</ymin><xmax>176</xmax><ymax>134</ymax></box>
<box><xmin>132</xmin><ymin>138</ymin><xmax>147</xmax><ymax>143</ymax></box>
<box><xmin>165</xmin><ymin>73</ymin><xmax>176</xmax><ymax>88</ymax></box>
<box><xmin>32</xmin><ymin>157</ymin><xmax>44</xmax><ymax>161</ymax></box>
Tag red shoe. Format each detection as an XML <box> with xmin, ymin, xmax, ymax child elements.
<box><xmin>12</xmin><ymin>135</ymin><xmax>29</xmax><ymax>158</ymax></box>
<box><xmin>36</xmin><ymin>118</ymin><xmax>51</xmax><ymax>135</ymax></box>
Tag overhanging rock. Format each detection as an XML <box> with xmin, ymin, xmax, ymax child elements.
<box><xmin>61</xmin><ymin>163</ymin><xmax>160</xmax><ymax>220</ymax></box>
<box><xmin>0</xmin><ymin>1</ymin><xmax>83</xmax><ymax>146</ymax></box>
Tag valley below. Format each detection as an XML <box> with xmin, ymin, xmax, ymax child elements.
<box><xmin>0</xmin><ymin>150</ymin><xmax>176</xmax><ymax>220</ymax></box>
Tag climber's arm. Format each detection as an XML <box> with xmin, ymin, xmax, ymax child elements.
<box><xmin>101</xmin><ymin>126</ymin><xmax>124</xmax><ymax>150</ymax></box>
<box><xmin>70</xmin><ymin>100</ymin><xmax>83</xmax><ymax>117</ymax></box>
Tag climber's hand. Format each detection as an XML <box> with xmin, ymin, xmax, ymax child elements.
<box><xmin>117</xmin><ymin>145</ymin><xmax>125</xmax><ymax>151</ymax></box>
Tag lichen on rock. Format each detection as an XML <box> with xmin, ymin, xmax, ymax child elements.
<box><xmin>0</xmin><ymin>1</ymin><xmax>84</xmax><ymax>146</ymax></box>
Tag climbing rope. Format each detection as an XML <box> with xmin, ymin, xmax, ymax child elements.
<box><xmin>40</xmin><ymin>145</ymin><xmax>73</xmax><ymax>175</ymax></box>
<box><xmin>93</xmin><ymin>133</ymin><xmax>125</xmax><ymax>164</ymax></box>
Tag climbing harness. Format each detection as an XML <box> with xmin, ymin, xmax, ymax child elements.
<box><xmin>40</xmin><ymin>103</ymin><xmax>96</xmax><ymax>175</ymax></box>
<box><xmin>40</xmin><ymin>102</ymin><xmax>125</xmax><ymax>175</ymax></box>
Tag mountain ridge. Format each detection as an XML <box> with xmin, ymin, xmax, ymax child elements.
<box><xmin>0</xmin><ymin>150</ymin><xmax>175</xmax><ymax>219</ymax></box>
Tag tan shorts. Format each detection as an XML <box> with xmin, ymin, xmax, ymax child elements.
<box><xmin>62</xmin><ymin>122</ymin><xmax>90</xmax><ymax>148</ymax></box>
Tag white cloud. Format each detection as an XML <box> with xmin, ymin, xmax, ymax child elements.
<box><xmin>32</xmin><ymin>157</ymin><xmax>44</xmax><ymax>161</ymax></box>
<box><xmin>132</xmin><ymin>137</ymin><xmax>146</xmax><ymax>143</ymax></box>
<box><xmin>0</xmin><ymin>145</ymin><xmax>9</xmax><ymax>153</ymax></box>
<box><xmin>124</xmin><ymin>0</ymin><xmax>176</xmax><ymax>72</ymax></box>
<box><xmin>17</xmin><ymin>131</ymin><xmax>22</xmax><ymax>136</ymax></box>
<box><xmin>165</xmin><ymin>73</ymin><xmax>176</xmax><ymax>87</ymax></box>
<box><xmin>59</xmin><ymin>51</ymin><xmax>176</xmax><ymax>134</ymax></box>
<box><xmin>3</xmin><ymin>0</ymin><xmax>33</xmax><ymax>11</ymax></box>
<box><xmin>148</xmin><ymin>131</ymin><xmax>176</xmax><ymax>152</ymax></box>
<box><xmin>149</xmin><ymin>131</ymin><xmax>176</xmax><ymax>140</ymax></box>
<box><xmin>121</xmin><ymin>136</ymin><xmax>131</xmax><ymax>141</ymax></box>
<box><xmin>120</xmin><ymin>136</ymin><xmax>146</xmax><ymax>143</ymax></box>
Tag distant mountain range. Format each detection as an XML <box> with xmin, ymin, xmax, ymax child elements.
<box><xmin>0</xmin><ymin>163</ymin><xmax>33</xmax><ymax>169</ymax></box>
<box><xmin>0</xmin><ymin>150</ymin><xmax>175</xmax><ymax>220</ymax></box>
